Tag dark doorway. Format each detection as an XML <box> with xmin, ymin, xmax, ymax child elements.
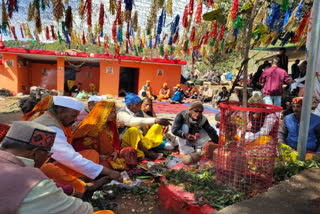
<box><xmin>119</xmin><ymin>67</ymin><xmax>139</xmax><ymax>96</ymax></box>
<box><xmin>64</xmin><ymin>67</ymin><xmax>80</xmax><ymax>94</ymax></box>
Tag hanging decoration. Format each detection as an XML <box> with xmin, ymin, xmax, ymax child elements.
<box><xmin>41</xmin><ymin>0</ymin><xmax>50</xmax><ymax>11</ymax></box>
<box><xmin>65</xmin><ymin>30</ymin><xmax>70</xmax><ymax>44</ymax></box>
<box><xmin>124</xmin><ymin>0</ymin><xmax>133</xmax><ymax>22</ymax></box>
<box><xmin>98</xmin><ymin>3</ymin><xmax>104</xmax><ymax>36</ymax></box>
<box><xmin>2</xmin><ymin>0</ymin><xmax>9</xmax><ymax>31</ymax></box>
<box><xmin>265</xmin><ymin>3</ymin><xmax>281</xmax><ymax>29</ymax></box>
<box><xmin>53</xmin><ymin>0</ymin><xmax>64</xmax><ymax>22</ymax></box>
<box><xmin>46</xmin><ymin>26</ymin><xmax>50</xmax><ymax>40</ymax></box>
<box><xmin>218</xmin><ymin>25</ymin><xmax>225</xmax><ymax>41</ymax></box>
<box><xmin>132</xmin><ymin>11</ymin><xmax>138</xmax><ymax>32</ymax></box>
<box><xmin>109</xmin><ymin>0</ymin><xmax>116</xmax><ymax>16</ymax></box>
<box><xmin>98</xmin><ymin>36</ymin><xmax>101</xmax><ymax>47</ymax></box>
<box><xmin>7</xmin><ymin>0</ymin><xmax>18</xmax><ymax>18</ymax></box>
<box><xmin>10</xmin><ymin>26</ymin><xmax>18</xmax><ymax>40</ymax></box>
<box><xmin>292</xmin><ymin>9</ymin><xmax>310</xmax><ymax>44</ymax></box>
<box><xmin>211</xmin><ymin>21</ymin><xmax>217</xmax><ymax>38</ymax></box>
<box><xmin>182</xmin><ymin>5</ymin><xmax>188</xmax><ymax>28</ymax></box>
<box><xmin>282</xmin><ymin>0</ymin><xmax>289</xmax><ymax>11</ymax></box>
<box><xmin>166</xmin><ymin>0</ymin><xmax>173</xmax><ymax>17</ymax></box>
<box><xmin>82</xmin><ymin>31</ymin><xmax>86</xmax><ymax>45</ymax></box>
<box><xmin>189</xmin><ymin>0</ymin><xmax>194</xmax><ymax>15</ymax></box>
<box><xmin>20</xmin><ymin>25</ymin><xmax>24</xmax><ymax>38</ymax></box>
<box><xmin>116</xmin><ymin>1</ymin><xmax>122</xmax><ymax>25</ymax></box>
<box><xmin>156</xmin><ymin>8</ymin><xmax>166</xmax><ymax>45</ymax></box>
<box><xmin>51</xmin><ymin>25</ymin><xmax>56</xmax><ymax>40</ymax></box>
<box><xmin>194</xmin><ymin>1</ymin><xmax>202</xmax><ymax>24</ymax></box>
<box><xmin>296</xmin><ymin>0</ymin><xmax>305</xmax><ymax>20</ymax></box>
<box><xmin>35</xmin><ymin>8</ymin><xmax>42</xmax><ymax>33</ymax></box>
<box><xmin>27</xmin><ymin>2</ymin><xmax>35</xmax><ymax>22</ymax></box>
<box><xmin>231</xmin><ymin>0</ymin><xmax>239</xmax><ymax>19</ymax></box>
<box><xmin>24</xmin><ymin>23</ymin><xmax>34</xmax><ymax>40</ymax></box>
<box><xmin>112</xmin><ymin>20</ymin><xmax>117</xmax><ymax>44</ymax></box>
<box><xmin>78</xmin><ymin>0</ymin><xmax>84</xmax><ymax>19</ymax></box>
<box><xmin>82</xmin><ymin>0</ymin><xmax>92</xmax><ymax>27</ymax></box>
<box><xmin>91</xmin><ymin>33</ymin><xmax>96</xmax><ymax>45</ymax></box>
<box><xmin>65</xmin><ymin>6</ymin><xmax>73</xmax><ymax>33</ymax></box>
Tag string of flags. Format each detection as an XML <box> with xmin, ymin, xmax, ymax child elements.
<box><xmin>0</xmin><ymin>0</ymin><xmax>314</xmax><ymax>62</ymax></box>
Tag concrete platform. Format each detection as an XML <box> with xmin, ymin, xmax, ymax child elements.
<box><xmin>213</xmin><ymin>168</ymin><xmax>320</xmax><ymax>214</ymax></box>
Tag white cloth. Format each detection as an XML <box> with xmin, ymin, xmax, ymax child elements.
<box><xmin>117</xmin><ymin>106</ymin><xmax>156</xmax><ymax>127</ymax></box>
<box><xmin>49</xmin><ymin>126</ymin><xmax>103</xmax><ymax>179</ymax></box>
<box><xmin>290</xmin><ymin>76</ymin><xmax>305</xmax><ymax>92</ymax></box>
<box><xmin>241</xmin><ymin>113</ymin><xmax>278</xmax><ymax>142</ymax></box>
<box><xmin>16</xmin><ymin>156</ymin><xmax>93</xmax><ymax>214</ymax></box>
<box><xmin>88</xmin><ymin>95</ymin><xmax>102</xmax><ymax>102</ymax></box>
<box><xmin>53</xmin><ymin>96</ymin><xmax>85</xmax><ymax>111</ymax></box>
<box><xmin>314</xmin><ymin>104</ymin><xmax>320</xmax><ymax>116</ymax></box>
<box><xmin>177</xmin><ymin>124</ymin><xmax>210</xmax><ymax>155</ymax></box>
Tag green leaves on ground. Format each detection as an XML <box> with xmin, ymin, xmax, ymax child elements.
<box><xmin>164</xmin><ymin>166</ymin><xmax>245</xmax><ymax>210</ymax></box>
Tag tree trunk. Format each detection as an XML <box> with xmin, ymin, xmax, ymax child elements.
<box><xmin>233</xmin><ymin>0</ymin><xmax>259</xmax><ymax>190</ymax></box>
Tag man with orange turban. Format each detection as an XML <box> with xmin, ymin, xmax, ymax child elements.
<box><xmin>158</xmin><ymin>83</ymin><xmax>170</xmax><ymax>100</ymax></box>
<box><xmin>278</xmin><ymin>97</ymin><xmax>320</xmax><ymax>155</ymax></box>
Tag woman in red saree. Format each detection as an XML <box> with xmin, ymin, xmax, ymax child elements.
<box><xmin>72</xmin><ymin>101</ymin><xmax>137</xmax><ymax>170</ymax></box>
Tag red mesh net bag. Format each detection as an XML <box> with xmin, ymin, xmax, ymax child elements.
<box><xmin>216</xmin><ymin>102</ymin><xmax>282</xmax><ymax>195</ymax></box>
<box><xmin>0</xmin><ymin>124</ymin><xmax>10</xmax><ymax>143</ymax></box>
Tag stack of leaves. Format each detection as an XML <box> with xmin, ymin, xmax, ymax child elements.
<box><xmin>164</xmin><ymin>165</ymin><xmax>246</xmax><ymax>210</ymax></box>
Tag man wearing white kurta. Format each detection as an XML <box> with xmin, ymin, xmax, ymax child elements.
<box><xmin>34</xmin><ymin>96</ymin><xmax>121</xmax><ymax>194</ymax></box>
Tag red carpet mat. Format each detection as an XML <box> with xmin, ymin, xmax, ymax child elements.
<box><xmin>153</xmin><ymin>103</ymin><xmax>215</xmax><ymax>114</ymax></box>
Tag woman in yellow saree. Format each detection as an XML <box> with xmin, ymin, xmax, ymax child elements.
<box><xmin>72</xmin><ymin>101</ymin><xmax>137</xmax><ymax>170</ymax></box>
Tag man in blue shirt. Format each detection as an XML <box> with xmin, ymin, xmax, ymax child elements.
<box><xmin>278</xmin><ymin>97</ymin><xmax>320</xmax><ymax>154</ymax></box>
<box><xmin>169</xmin><ymin>87</ymin><xmax>183</xmax><ymax>104</ymax></box>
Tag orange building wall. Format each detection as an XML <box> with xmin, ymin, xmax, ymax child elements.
<box><xmin>99</xmin><ymin>60</ymin><xmax>182</xmax><ymax>96</ymax></box>
<box><xmin>57</xmin><ymin>57</ymin><xmax>64</xmax><ymax>91</ymax></box>
<box><xmin>18</xmin><ymin>63</ymin><xmax>30</xmax><ymax>93</ymax></box>
<box><xmin>0</xmin><ymin>53</ymin><xmax>18</xmax><ymax>95</ymax></box>
<box><xmin>30</xmin><ymin>63</ymin><xmax>57</xmax><ymax>90</ymax></box>
<box><xmin>73</xmin><ymin>66</ymin><xmax>100</xmax><ymax>91</ymax></box>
